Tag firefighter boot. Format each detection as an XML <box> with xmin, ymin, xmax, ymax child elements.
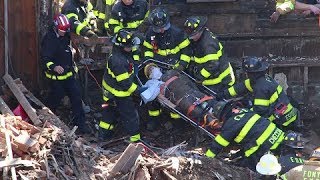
<box><xmin>98</xmin><ymin>128</ymin><xmax>114</xmax><ymax>142</ymax></box>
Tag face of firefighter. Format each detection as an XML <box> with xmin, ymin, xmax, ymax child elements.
<box><xmin>122</xmin><ymin>0</ymin><xmax>133</xmax><ymax>5</ymax></box>
<box><xmin>57</xmin><ymin>29</ymin><xmax>67</xmax><ymax>37</ymax></box>
<box><xmin>124</xmin><ymin>46</ymin><xmax>132</xmax><ymax>52</ymax></box>
<box><xmin>189</xmin><ymin>31</ymin><xmax>203</xmax><ymax>41</ymax></box>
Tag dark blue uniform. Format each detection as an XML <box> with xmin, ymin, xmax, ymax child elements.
<box><xmin>41</xmin><ymin>28</ymin><xmax>86</xmax><ymax>131</ymax></box>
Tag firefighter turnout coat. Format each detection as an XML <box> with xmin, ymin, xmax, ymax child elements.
<box><xmin>62</xmin><ymin>0</ymin><xmax>96</xmax><ymax>36</ymax></box>
<box><xmin>190</xmin><ymin>28</ymin><xmax>235</xmax><ymax>89</ymax></box>
<box><xmin>109</xmin><ymin>0</ymin><xmax>149</xmax><ymax>34</ymax></box>
<box><xmin>95</xmin><ymin>0</ymin><xmax>116</xmax><ymax>31</ymax></box>
<box><xmin>143</xmin><ymin>25</ymin><xmax>192</xmax><ymax>69</ymax></box>
<box><xmin>102</xmin><ymin>46</ymin><xmax>138</xmax><ymax>101</ymax></box>
<box><xmin>223</xmin><ymin>75</ymin><xmax>298</xmax><ymax>128</ymax></box>
<box><xmin>206</xmin><ymin>108</ymin><xmax>284</xmax><ymax>165</ymax></box>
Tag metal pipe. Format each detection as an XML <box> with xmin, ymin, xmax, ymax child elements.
<box><xmin>4</xmin><ymin>0</ymin><xmax>9</xmax><ymax>75</ymax></box>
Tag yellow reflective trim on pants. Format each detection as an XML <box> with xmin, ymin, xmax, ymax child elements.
<box><xmin>45</xmin><ymin>71</ymin><xmax>73</xmax><ymax>80</ymax></box>
<box><xmin>228</xmin><ymin>86</ymin><xmax>237</xmax><ymax>96</ymax></box>
<box><xmin>244</xmin><ymin>123</ymin><xmax>276</xmax><ymax>157</ymax></box>
<box><xmin>144</xmin><ymin>51</ymin><xmax>154</xmax><ymax>58</ymax></box>
<box><xmin>202</xmin><ymin>63</ymin><xmax>234</xmax><ymax>86</ymax></box>
<box><xmin>66</xmin><ymin>13</ymin><xmax>78</xmax><ymax>19</ymax></box>
<box><xmin>180</xmin><ymin>54</ymin><xmax>191</xmax><ymax>63</ymax></box>
<box><xmin>99</xmin><ymin>121</ymin><xmax>114</xmax><ymax>130</ymax></box>
<box><xmin>102</xmin><ymin>80</ymin><xmax>137</xmax><ymax>97</ymax></box>
<box><xmin>46</xmin><ymin>62</ymin><xmax>54</xmax><ymax>69</ymax></box>
<box><xmin>215</xmin><ymin>135</ymin><xmax>230</xmax><ymax>147</ymax></box>
<box><xmin>194</xmin><ymin>43</ymin><xmax>223</xmax><ymax>63</ymax></box>
<box><xmin>270</xmin><ymin>132</ymin><xmax>285</xmax><ymax>150</ymax></box>
<box><xmin>245</xmin><ymin>79</ymin><xmax>253</xmax><ymax>92</ymax></box>
<box><xmin>98</xmin><ymin>13</ymin><xmax>106</xmax><ymax>19</ymax></box>
<box><xmin>200</xmin><ymin>68</ymin><xmax>211</xmax><ymax>78</ymax></box>
<box><xmin>143</xmin><ymin>41</ymin><xmax>153</xmax><ymax>49</ymax></box>
<box><xmin>170</xmin><ymin>112</ymin><xmax>180</xmax><ymax>119</ymax></box>
<box><xmin>130</xmin><ymin>133</ymin><xmax>141</xmax><ymax>142</ymax></box>
<box><xmin>148</xmin><ymin>110</ymin><xmax>161</xmax><ymax>116</ymax></box>
<box><xmin>234</xmin><ymin>114</ymin><xmax>261</xmax><ymax>143</ymax></box>
<box><xmin>205</xmin><ymin>149</ymin><xmax>216</xmax><ymax>158</ymax></box>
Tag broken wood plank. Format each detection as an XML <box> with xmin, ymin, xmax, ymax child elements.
<box><xmin>111</xmin><ymin>144</ymin><xmax>144</xmax><ymax>174</ymax></box>
<box><xmin>1</xmin><ymin>115</ymin><xmax>17</xmax><ymax>180</ymax></box>
<box><xmin>3</xmin><ymin>74</ymin><xmax>41</xmax><ymax>125</ymax></box>
<box><xmin>0</xmin><ymin>158</ymin><xmax>35</xmax><ymax>168</ymax></box>
<box><xmin>0</xmin><ymin>96</ymin><xmax>14</xmax><ymax>115</ymax></box>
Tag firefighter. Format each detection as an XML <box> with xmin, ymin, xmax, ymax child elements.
<box><xmin>220</xmin><ymin>57</ymin><xmax>300</xmax><ymax>131</ymax></box>
<box><xmin>205</xmin><ymin>100</ymin><xmax>285</xmax><ymax>172</ymax></box>
<box><xmin>280</xmin><ymin>147</ymin><xmax>320</xmax><ymax>179</ymax></box>
<box><xmin>270</xmin><ymin>0</ymin><xmax>320</xmax><ymax>23</ymax></box>
<box><xmin>41</xmin><ymin>14</ymin><xmax>90</xmax><ymax>134</ymax></box>
<box><xmin>142</xmin><ymin>7</ymin><xmax>192</xmax><ymax>131</ymax></box>
<box><xmin>95</xmin><ymin>0</ymin><xmax>117</xmax><ymax>35</ymax></box>
<box><xmin>62</xmin><ymin>0</ymin><xmax>99</xmax><ymax>38</ymax></box>
<box><xmin>183</xmin><ymin>16</ymin><xmax>235</xmax><ymax>92</ymax></box>
<box><xmin>108</xmin><ymin>0</ymin><xmax>149</xmax><ymax>35</ymax></box>
<box><xmin>98</xmin><ymin>29</ymin><xmax>141</xmax><ymax>142</ymax></box>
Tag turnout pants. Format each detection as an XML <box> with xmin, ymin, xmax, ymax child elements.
<box><xmin>47</xmin><ymin>78</ymin><xmax>85</xmax><ymax>126</ymax></box>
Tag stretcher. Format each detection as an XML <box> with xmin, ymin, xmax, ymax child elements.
<box><xmin>136</xmin><ymin>59</ymin><xmax>223</xmax><ymax>139</ymax></box>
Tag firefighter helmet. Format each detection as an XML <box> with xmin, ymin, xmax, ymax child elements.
<box><xmin>242</xmin><ymin>57</ymin><xmax>269</xmax><ymax>73</ymax></box>
<box><xmin>112</xmin><ymin>29</ymin><xmax>140</xmax><ymax>47</ymax></box>
<box><xmin>148</xmin><ymin>8</ymin><xmax>170</xmax><ymax>33</ymax></box>
<box><xmin>256</xmin><ymin>153</ymin><xmax>281</xmax><ymax>175</ymax></box>
<box><xmin>309</xmin><ymin>147</ymin><xmax>320</xmax><ymax>161</ymax></box>
<box><xmin>53</xmin><ymin>14</ymin><xmax>70</xmax><ymax>32</ymax></box>
<box><xmin>284</xmin><ymin>130</ymin><xmax>304</xmax><ymax>149</ymax></box>
<box><xmin>184</xmin><ymin>16</ymin><xmax>207</xmax><ymax>38</ymax></box>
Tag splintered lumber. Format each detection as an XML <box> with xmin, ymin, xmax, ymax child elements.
<box><xmin>3</xmin><ymin>74</ymin><xmax>41</xmax><ymax>125</ymax></box>
<box><xmin>110</xmin><ymin>143</ymin><xmax>144</xmax><ymax>174</ymax></box>
<box><xmin>0</xmin><ymin>96</ymin><xmax>14</xmax><ymax>115</ymax></box>
<box><xmin>1</xmin><ymin>116</ymin><xmax>17</xmax><ymax>180</ymax></box>
<box><xmin>0</xmin><ymin>158</ymin><xmax>35</xmax><ymax>168</ymax></box>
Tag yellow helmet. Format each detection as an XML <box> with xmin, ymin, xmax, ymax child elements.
<box><xmin>144</xmin><ymin>63</ymin><xmax>158</xmax><ymax>79</ymax></box>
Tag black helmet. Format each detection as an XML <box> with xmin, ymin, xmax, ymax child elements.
<box><xmin>112</xmin><ymin>29</ymin><xmax>140</xmax><ymax>47</ymax></box>
<box><xmin>242</xmin><ymin>57</ymin><xmax>269</xmax><ymax>73</ymax></box>
<box><xmin>184</xmin><ymin>16</ymin><xmax>207</xmax><ymax>38</ymax></box>
<box><xmin>148</xmin><ymin>8</ymin><xmax>170</xmax><ymax>33</ymax></box>
<box><xmin>284</xmin><ymin>131</ymin><xmax>304</xmax><ymax>149</ymax></box>
<box><xmin>212</xmin><ymin>101</ymin><xmax>228</xmax><ymax>120</ymax></box>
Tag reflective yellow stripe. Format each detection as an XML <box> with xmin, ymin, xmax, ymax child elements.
<box><xmin>123</xmin><ymin>20</ymin><xmax>144</xmax><ymax>29</ymax></box>
<box><xmin>133</xmin><ymin>55</ymin><xmax>139</xmax><ymax>61</ymax></box>
<box><xmin>106</xmin><ymin>0</ymin><xmax>115</xmax><ymax>5</ymax></box>
<box><xmin>88</xmin><ymin>2</ymin><xmax>93</xmax><ymax>10</ymax></box>
<box><xmin>270</xmin><ymin>132</ymin><xmax>285</xmax><ymax>150</ymax></box>
<box><xmin>148</xmin><ymin>110</ymin><xmax>161</xmax><ymax>116</ymax></box>
<box><xmin>76</xmin><ymin>21</ymin><xmax>88</xmax><ymax>35</ymax></box>
<box><xmin>228</xmin><ymin>65</ymin><xmax>236</xmax><ymax>86</ymax></box>
<box><xmin>114</xmin><ymin>26</ymin><xmax>122</xmax><ymax>33</ymax></box>
<box><xmin>104</xmin><ymin>22</ymin><xmax>109</xmax><ymax>29</ymax></box>
<box><xmin>178</xmin><ymin>39</ymin><xmax>190</xmax><ymax>49</ymax></box>
<box><xmin>103</xmin><ymin>95</ymin><xmax>109</xmax><ymax>102</ymax></box>
<box><xmin>202</xmin><ymin>63</ymin><xmax>234</xmax><ymax>86</ymax></box>
<box><xmin>283</xmin><ymin>114</ymin><xmax>297</xmax><ymax>126</ymax></box>
<box><xmin>98</xmin><ymin>13</ymin><xmax>106</xmax><ymax>20</ymax></box>
<box><xmin>46</xmin><ymin>62</ymin><xmax>54</xmax><ymax>69</ymax></box>
<box><xmin>269</xmin><ymin>114</ymin><xmax>276</xmax><ymax>121</ymax></box>
<box><xmin>180</xmin><ymin>54</ymin><xmax>191</xmax><ymax>63</ymax></box>
<box><xmin>157</xmin><ymin>39</ymin><xmax>189</xmax><ymax>56</ymax></box>
<box><xmin>245</xmin><ymin>79</ymin><xmax>253</xmax><ymax>92</ymax></box>
<box><xmin>143</xmin><ymin>41</ymin><xmax>153</xmax><ymax>49</ymax></box>
<box><xmin>194</xmin><ymin>43</ymin><xmax>223</xmax><ymax>63</ymax></box>
<box><xmin>234</xmin><ymin>114</ymin><xmax>260</xmax><ymax>143</ymax></box>
<box><xmin>280</xmin><ymin>173</ymin><xmax>288</xmax><ymax>180</ymax></box>
<box><xmin>215</xmin><ymin>135</ymin><xmax>230</xmax><ymax>147</ymax></box>
<box><xmin>244</xmin><ymin>123</ymin><xmax>276</xmax><ymax>157</ymax></box>
<box><xmin>144</xmin><ymin>51</ymin><xmax>154</xmax><ymax>58</ymax></box>
<box><xmin>66</xmin><ymin>13</ymin><xmax>78</xmax><ymax>19</ymax></box>
<box><xmin>228</xmin><ymin>86</ymin><xmax>237</xmax><ymax>96</ymax></box>
<box><xmin>170</xmin><ymin>113</ymin><xmax>180</xmax><ymax>119</ymax></box>
<box><xmin>45</xmin><ymin>71</ymin><xmax>73</xmax><ymax>80</ymax></box>
<box><xmin>200</xmin><ymin>68</ymin><xmax>211</xmax><ymax>78</ymax></box>
<box><xmin>102</xmin><ymin>80</ymin><xmax>137</xmax><ymax>97</ymax></box>
<box><xmin>115</xmin><ymin>72</ymin><xmax>130</xmax><ymax>82</ymax></box>
<box><xmin>99</xmin><ymin>121</ymin><xmax>114</xmax><ymax>130</ymax></box>
<box><xmin>109</xmin><ymin>18</ymin><xmax>119</xmax><ymax>25</ymax></box>
<box><xmin>130</xmin><ymin>133</ymin><xmax>141</xmax><ymax>142</ymax></box>
<box><xmin>270</xmin><ymin>85</ymin><xmax>282</xmax><ymax>103</ymax></box>
<box><xmin>205</xmin><ymin>149</ymin><xmax>216</xmax><ymax>158</ymax></box>
<box><xmin>254</xmin><ymin>99</ymin><xmax>270</xmax><ymax>106</ymax></box>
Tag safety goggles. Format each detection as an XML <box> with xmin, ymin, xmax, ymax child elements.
<box><xmin>152</xmin><ymin>22</ymin><xmax>171</xmax><ymax>33</ymax></box>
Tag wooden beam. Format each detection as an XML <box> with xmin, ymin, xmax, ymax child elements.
<box><xmin>2</xmin><ymin>74</ymin><xmax>41</xmax><ymax>125</ymax></box>
<box><xmin>0</xmin><ymin>96</ymin><xmax>13</xmax><ymax>115</ymax></box>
